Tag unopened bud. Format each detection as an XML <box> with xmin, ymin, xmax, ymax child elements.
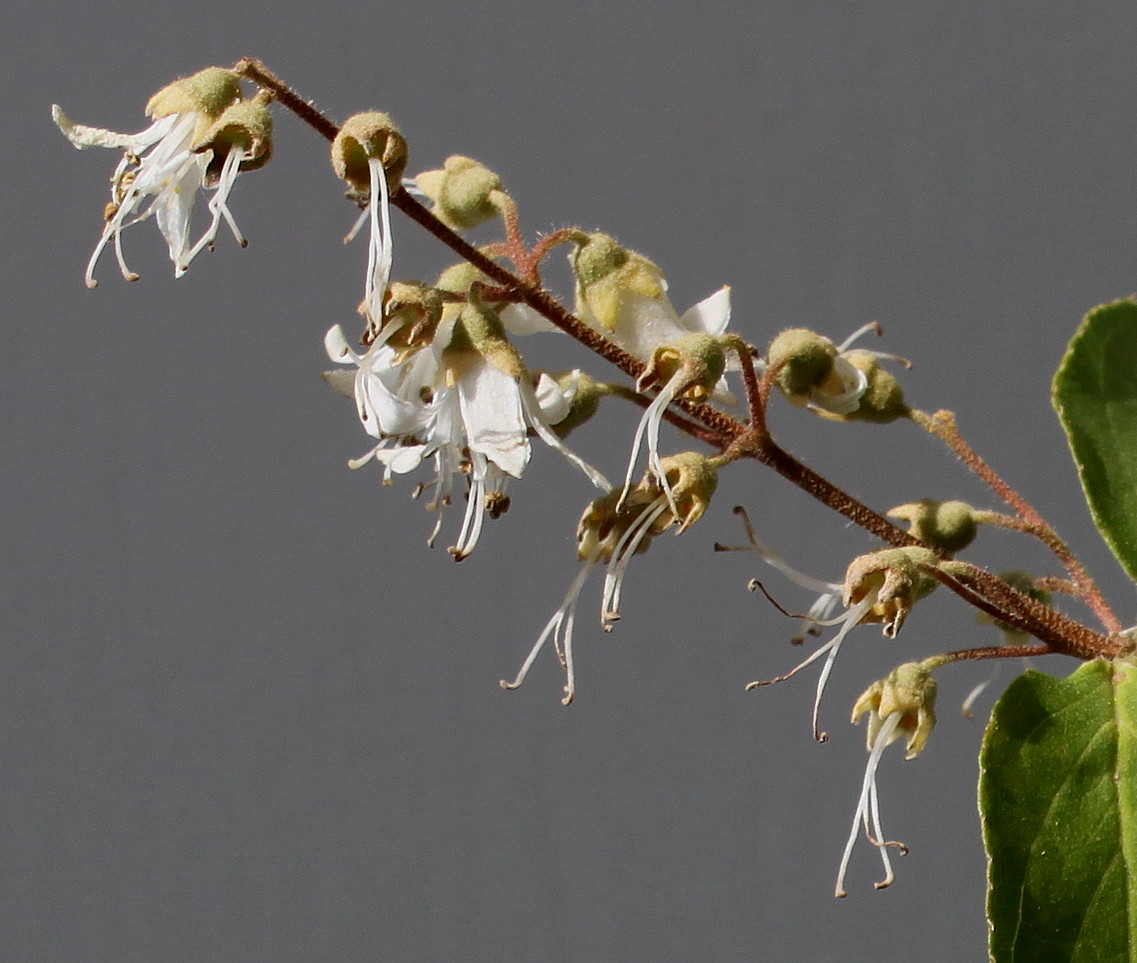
<box><xmin>415</xmin><ymin>155</ymin><xmax>505</xmax><ymax>230</ymax></box>
<box><xmin>888</xmin><ymin>498</ymin><xmax>978</xmax><ymax>555</ymax></box>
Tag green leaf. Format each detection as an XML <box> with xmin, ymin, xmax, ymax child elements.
<box><xmin>1053</xmin><ymin>299</ymin><xmax>1137</xmax><ymax>583</ymax></box>
<box><xmin>981</xmin><ymin>659</ymin><xmax>1137</xmax><ymax>962</ymax></box>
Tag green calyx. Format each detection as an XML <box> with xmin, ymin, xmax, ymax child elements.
<box><xmin>146</xmin><ymin>67</ymin><xmax>243</xmax><ymax>123</ymax></box>
<box><xmin>639</xmin><ymin>333</ymin><xmax>728</xmax><ymax>400</ymax></box>
<box><xmin>569</xmin><ymin>232</ymin><xmax>666</xmax><ymax>331</ymax></box>
<box><xmin>853</xmin><ymin>661</ymin><xmax>938</xmax><ymax>759</ymax></box>
<box><xmin>844</xmin><ymin>546</ymin><xmax>939</xmax><ymax>638</ymax></box>
<box><xmin>331</xmin><ymin>111</ymin><xmax>408</xmax><ymax>197</ymax></box>
<box><xmin>767</xmin><ymin>328</ymin><xmax>837</xmax><ymax>398</ymax></box>
<box><xmin>654</xmin><ymin>451</ymin><xmax>719</xmax><ymax>533</ymax></box>
<box><xmin>194</xmin><ymin>94</ymin><xmax>274</xmax><ymax>180</ymax></box>
<box><xmin>447</xmin><ymin>292</ymin><xmax>524</xmax><ymax>380</ymax></box>
<box><xmin>839</xmin><ymin>350</ymin><xmax>909</xmax><ymax>423</ymax></box>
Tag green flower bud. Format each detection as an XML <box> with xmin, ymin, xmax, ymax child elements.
<box><xmin>415</xmin><ymin>155</ymin><xmax>505</xmax><ymax>230</ymax></box>
<box><xmin>887</xmin><ymin>498</ymin><xmax>978</xmax><ymax>555</ymax></box>
<box><xmin>852</xmin><ymin>661</ymin><xmax>938</xmax><ymax>759</ymax></box>
<box><xmin>843</xmin><ymin>547</ymin><xmax>939</xmax><ymax>638</ymax></box>
<box><xmin>331</xmin><ymin>111</ymin><xmax>408</xmax><ymax>199</ymax></box>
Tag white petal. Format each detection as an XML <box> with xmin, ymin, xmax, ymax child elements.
<box><xmin>458</xmin><ymin>363</ymin><xmax>529</xmax><ymax>478</ymax></box>
<box><xmin>52</xmin><ymin>106</ymin><xmax>177</xmax><ymax>152</ymax></box>
<box><xmin>324</xmin><ymin>325</ymin><xmax>358</xmax><ymax>363</ymax></box>
<box><xmin>678</xmin><ymin>285</ymin><xmax>732</xmax><ymax>336</ymax></box>
<box><xmin>499</xmin><ymin>303</ymin><xmax>561</xmax><ymax>336</ymax></box>
<box><xmin>533</xmin><ymin>371</ymin><xmax>573</xmax><ymax>425</ymax></box>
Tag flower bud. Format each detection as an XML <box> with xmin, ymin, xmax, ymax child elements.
<box><xmin>331</xmin><ymin>111</ymin><xmax>408</xmax><ymax>199</ymax></box>
<box><xmin>887</xmin><ymin>498</ymin><xmax>978</xmax><ymax>555</ymax></box>
<box><xmin>146</xmin><ymin>67</ymin><xmax>243</xmax><ymax>135</ymax></box>
<box><xmin>852</xmin><ymin>661</ymin><xmax>938</xmax><ymax>759</ymax></box>
<box><xmin>838</xmin><ymin>350</ymin><xmax>909</xmax><ymax>423</ymax></box>
<box><xmin>636</xmin><ymin>333</ymin><xmax>728</xmax><ymax>402</ymax></box>
<box><xmin>843</xmin><ymin>547</ymin><xmax>938</xmax><ymax>638</ymax></box>
<box><xmin>569</xmin><ymin>232</ymin><xmax>667</xmax><ymax>331</ymax></box>
<box><xmin>415</xmin><ymin>155</ymin><xmax>505</xmax><ymax>230</ymax></box>
<box><xmin>194</xmin><ymin>93</ymin><xmax>274</xmax><ymax>182</ymax></box>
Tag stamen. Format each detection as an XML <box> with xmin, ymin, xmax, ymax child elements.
<box><xmin>835</xmin><ymin>712</ymin><xmax>902</xmax><ymax>898</ymax></box>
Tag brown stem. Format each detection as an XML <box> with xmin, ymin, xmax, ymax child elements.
<box><xmin>234</xmin><ymin>59</ymin><xmax>339</xmax><ymax>143</ymax></box>
<box><xmin>913</xmin><ymin>408</ymin><xmax>1121</xmax><ymax>633</ymax></box>
<box><xmin>933</xmin><ymin>643</ymin><xmax>1052</xmax><ymax>666</ymax></box>
<box><xmin>244</xmin><ymin>58</ymin><xmax>1128</xmax><ymax>664</ymax></box>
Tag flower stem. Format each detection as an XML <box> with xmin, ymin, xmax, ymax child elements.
<box><xmin>911</xmin><ymin>407</ymin><xmax>1121</xmax><ymax>633</ymax></box>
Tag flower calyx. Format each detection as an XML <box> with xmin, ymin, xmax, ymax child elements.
<box><xmin>838</xmin><ymin>350</ymin><xmax>909</xmax><ymax>423</ymax></box>
<box><xmin>415</xmin><ymin>155</ymin><xmax>507</xmax><ymax>231</ymax></box>
<box><xmin>193</xmin><ymin>90</ymin><xmax>274</xmax><ymax>182</ymax></box>
<box><xmin>331</xmin><ymin>111</ymin><xmax>408</xmax><ymax>202</ymax></box>
<box><xmin>366</xmin><ymin>280</ymin><xmax>445</xmax><ymax>355</ymax></box>
<box><xmin>852</xmin><ymin>661</ymin><xmax>938</xmax><ymax>760</ymax></box>
<box><xmin>843</xmin><ymin>547</ymin><xmax>939</xmax><ymax>638</ymax></box>
<box><xmin>887</xmin><ymin>498</ymin><xmax>979</xmax><ymax>555</ymax></box>
<box><xmin>636</xmin><ymin>332</ymin><xmax>728</xmax><ymax>402</ymax></box>
<box><xmin>146</xmin><ymin>67</ymin><xmax>243</xmax><ymax>139</ymax></box>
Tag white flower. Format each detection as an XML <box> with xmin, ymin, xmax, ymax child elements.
<box><xmin>835</xmin><ymin>662</ymin><xmax>936</xmax><ymax>897</ymax></box>
<box><xmin>502</xmin><ymin>454</ymin><xmax>716</xmax><ymax>704</ymax></box>
<box><xmin>52</xmin><ymin>68</ymin><xmax>262</xmax><ymax>287</ymax></box>
<box><xmin>325</xmin><ymin>305</ymin><xmax>608</xmax><ymax>559</ymax></box>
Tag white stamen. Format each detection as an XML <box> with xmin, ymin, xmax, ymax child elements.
<box><xmin>835</xmin><ymin>713</ymin><xmax>903</xmax><ymax>897</ymax></box>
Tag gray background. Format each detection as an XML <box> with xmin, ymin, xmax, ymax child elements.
<box><xmin>5</xmin><ymin>3</ymin><xmax>1136</xmax><ymax>960</ymax></box>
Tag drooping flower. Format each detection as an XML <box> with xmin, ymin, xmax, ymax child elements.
<box><xmin>835</xmin><ymin>662</ymin><xmax>937</xmax><ymax>897</ymax></box>
<box><xmin>501</xmin><ymin>453</ymin><xmax>717</xmax><ymax>704</ymax></box>
<box><xmin>332</xmin><ymin>112</ymin><xmax>408</xmax><ymax>335</ymax></box>
<box><xmin>728</xmin><ymin>510</ymin><xmax>938</xmax><ymax>741</ymax></box>
<box><xmin>53</xmin><ymin>67</ymin><xmax>270</xmax><ymax>286</ymax></box>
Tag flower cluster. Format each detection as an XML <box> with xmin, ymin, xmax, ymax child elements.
<box><xmin>54</xmin><ymin>67</ymin><xmax>273</xmax><ymax>287</ymax></box>
<box><xmin>60</xmin><ymin>64</ymin><xmax>1061</xmax><ymax>903</ymax></box>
